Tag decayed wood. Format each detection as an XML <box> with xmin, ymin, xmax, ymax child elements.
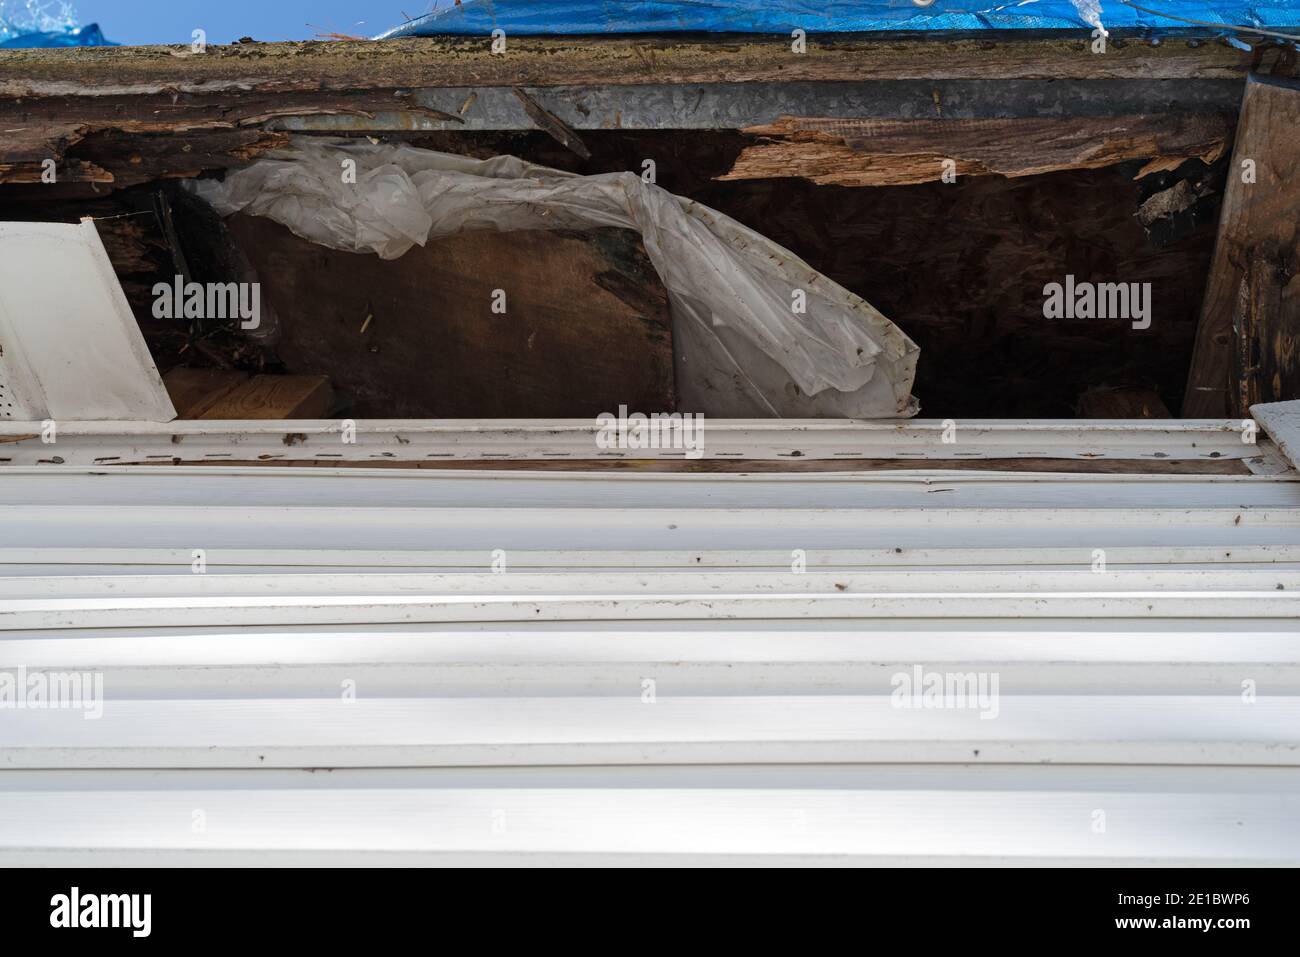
<box><xmin>0</xmin><ymin>90</ymin><xmax>396</xmax><ymax>186</ymax></box>
<box><xmin>0</xmin><ymin>35</ymin><xmax>1274</xmax><ymax>195</ymax></box>
<box><xmin>1185</xmin><ymin>76</ymin><xmax>1300</xmax><ymax>417</ymax></box>
<box><xmin>0</xmin><ymin>124</ymin><xmax>112</xmax><ymax>184</ymax></box>
<box><xmin>0</xmin><ymin>34</ymin><xmax>1281</xmax><ymax>196</ymax></box>
<box><xmin>227</xmin><ymin>215</ymin><xmax>676</xmax><ymax>418</ymax></box>
<box><xmin>0</xmin><ymin>37</ymin><xmax>1263</xmax><ymax>101</ymax></box>
<box><xmin>693</xmin><ymin>166</ymin><xmax>1217</xmax><ymax>418</ymax></box>
<box><xmin>1234</xmin><ymin>247</ymin><xmax>1300</xmax><ymax>414</ymax></box>
<box><xmin>720</xmin><ymin>114</ymin><xmax>1233</xmax><ymax>186</ymax></box>
<box><xmin>59</xmin><ymin>129</ymin><xmax>289</xmax><ymax>189</ymax></box>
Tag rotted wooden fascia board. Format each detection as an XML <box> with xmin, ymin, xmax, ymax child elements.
<box><xmin>0</xmin><ymin>37</ymin><xmax>1287</xmax><ymax>196</ymax></box>
<box><xmin>0</xmin><ymin>86</ymin><xmax>1248</xmax><ymax>192</ymax></box>
<box><xmin>0</xmin><ymin>124</ymin><xmax>113</xmax><ymax>185</ymax></box>
<box><xmin>0</xmin><ymin>36</ymin><xmax>1279</xmax><ymax>190</ymax></box>
<box><xmin>0</xmin><ymin>36</ymin><xmax>1270</xmax><ymax>99</ymax></box>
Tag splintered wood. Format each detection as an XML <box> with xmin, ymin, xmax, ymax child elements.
<box><xmin>720</xmin><ymin>115</ymin><xmax>1232</xmax><ymax>187</ymax></box>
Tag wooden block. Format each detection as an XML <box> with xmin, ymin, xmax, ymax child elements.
<box><xmin>226</xmin><ymin>216</ymin><xmax>675</xmax><ymax>419</ymax></box>
<box><xmin>1184</xmin><ymin>76</ymin><xmax>1300</xmax><ymax>417</ymax></box>
<box><xmin>197</xmin><ymin>375</ymin><xmax>334</xmax><ymax>420</ymax></box>
<box><xmin>165</xmin><ymin>368</ymin><xmax>333</xmax><ymax>420</ymax></box>
<box><xmin>163</xmin><ymin>368</ymin><xmax>251</xmax><ymax>419</ymax></box>
<box><xmin>1077</xmin><ymin>386</ymin><xmax>1171</xmax><ymax>419</ymax></box>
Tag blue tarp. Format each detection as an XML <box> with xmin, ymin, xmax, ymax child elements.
<box><xmin>0</xmin><ymin>22</ymin><xmax>111</xmax><ymax>48</ymax></box>
<box><xmin>379</xmin><ymin>1</ymin><xmax>1300</xmax><ymax>38</ymax></box>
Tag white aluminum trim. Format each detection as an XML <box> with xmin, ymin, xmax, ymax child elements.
<box><xmin>1254</xmin><ymin>400</ymin><xmax>1300</xmax><ymax>471</ymax></box>
<box><xmin>0</xmin><ymin>418</ymin><xmax>1273</xmax><ymax>464</ymax></box>
<box><xmin>3</xmin><ymin>766</ymin><xmax>1297</xmax><ymax>866</ymax></box>
<box><xmin>2</xmin><ymin>567</ymin><xmax>1297</xmax><ymax>599</ymax></box>
<box><xmin>3</xmin><ymin>543</ymin><xmax>1299</xmax><ymax>570</ymax></box>
<box><xmin>4</xmin><ymin>591</ymin><xmax>1297</xmax><ymax>632</ymax></box>
<box><xmin>6</xmin><ymin>619</ymin><xmax>1298</xmax><ymax>697</ymax></box>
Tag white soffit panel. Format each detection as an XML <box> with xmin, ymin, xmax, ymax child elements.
<box><xmin>0</xmin><ymin>220</ymin><xmax>176</xmax><ymax>422</ymax></box>
<box><xmin>6</xmin><ymin>766</ymin><xmax>1298</xmax><ymax>866</ymax></box>
<box><xmin>1</xmin><ymin>464</ymin><xmax>1298</xmax><ymax>864</ymax></box>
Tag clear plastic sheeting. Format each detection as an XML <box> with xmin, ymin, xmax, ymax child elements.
<box><xmin>377</xmin><ymin>1</ymin><xmax>1300</xmax><ymax>38</ymax></box>
<box><xmin>192</xmin><ymin>139</ymin><xmax>919</xmax><ymax>419</ymax></box>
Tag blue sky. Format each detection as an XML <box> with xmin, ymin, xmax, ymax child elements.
<box><xmin>73</xmin><ymin>2</ymin><xmax>445</xmax><ymax>45</ymax></box>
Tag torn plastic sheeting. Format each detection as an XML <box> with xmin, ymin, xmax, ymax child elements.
<box><xmin>377</xmin><ymin>1</ymin><xmax>1300</xmax><ymax>38</ymax></box>
<box><xmin>191</xmin><ymin>139</ymin><xmax>919</xmax><ymax>419</ymax></box>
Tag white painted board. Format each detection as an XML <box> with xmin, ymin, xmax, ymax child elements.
<box><xmin>0</xmin><ymin>220</ymin><xmax>175</xmax><ymax>422</ymax></box>
<box><xmin>1</xmin><ymin>463</ymin><xmax>1298</xmax><ymax>864</ymax></box>
<box><xmin>4</xmin><ymin>766</ymin><xmax>1298</xmax><ymax>866</ymax></box>
<box><xmin>1255</xmin><ymin>400</ymin><xmax>1300</xmax><ymax>471</ymax></box>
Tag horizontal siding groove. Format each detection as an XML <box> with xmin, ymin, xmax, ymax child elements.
<box><xmin>3</xmin><ymin>695</ymin><xmax>1299</xmax><ymax>770</ymax></box>
<box><xmin>1</xmin><ymin>458</ymin><xmax>1297</xmax><ymax>863</ymax></box>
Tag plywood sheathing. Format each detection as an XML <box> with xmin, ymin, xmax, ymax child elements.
<box><xmin>227</xmin><ymin>215</ymin><xmax>676</xmax><ymax>418</ymax></box>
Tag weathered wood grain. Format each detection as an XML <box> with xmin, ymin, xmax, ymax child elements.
<box><xmin>0</xmin><ymin>36</ymin><xmax>1272</xmax><ymax>194</ymax></box>
<box><xmin>227</xmin><ymin>215</ymin><xmax>676</xmax><ymax>418</ymax></box>
<box><xmin>164</xmin><ymin>368</ymin><xmax>335</xmax><ymax>419</ymax></box>
<box><xmin>0</xmin><ymin>37</ymin><xmax>1263</xmax><ymax>99</ymax></box>
<box><xmin>721</xmin><ymin>114</ymin><xmax>1233</xmax><ymax>186</ymax></box>
<box><xmin>1185</xmin><ymin>75</ymin><xmax>1300</xmax><ymax>416</ymax></box>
